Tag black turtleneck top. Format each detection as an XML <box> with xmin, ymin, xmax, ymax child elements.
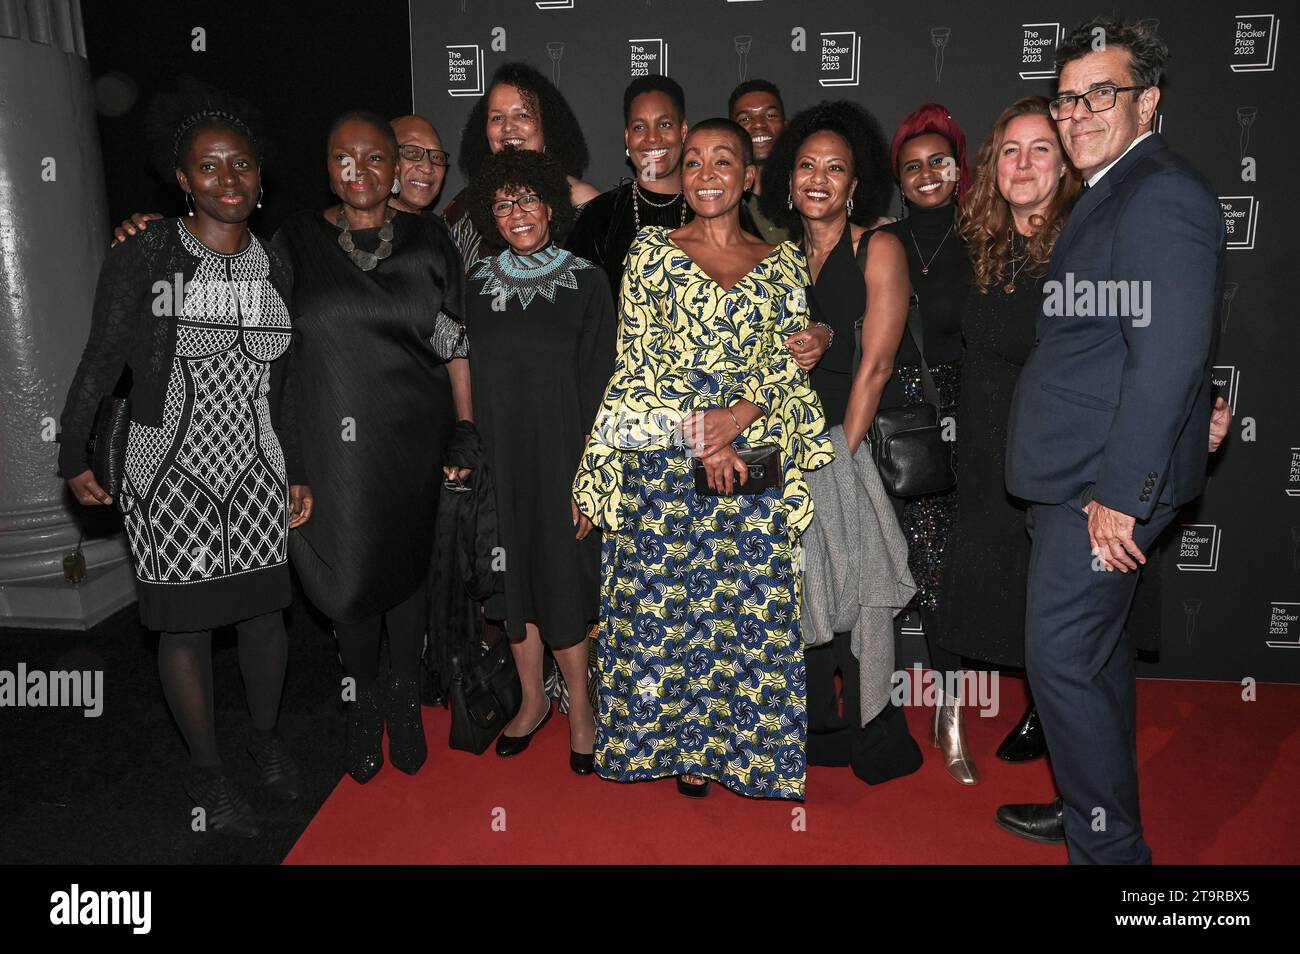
<box><xmin>880</xmin><ymin>201</ymin><xmax>969</xmax><ymax>366</ymax></box>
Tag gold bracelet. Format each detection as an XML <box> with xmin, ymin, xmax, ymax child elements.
<box><xmin>726</xmin><ymin>407</ymin><xmax>743</xmax><ymax>434</ymax></box>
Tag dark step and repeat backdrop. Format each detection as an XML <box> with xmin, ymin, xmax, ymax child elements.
<box><xmin>412</xmin><ymin>0</ymin><xmax>1297</xmax><ymax>685</ymax></box>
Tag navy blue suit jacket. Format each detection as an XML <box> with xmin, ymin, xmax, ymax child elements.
<box><xmin>1005</xmin><ymin>133</ymin><xmax>1224</xmax><ymax>520</ymax></box>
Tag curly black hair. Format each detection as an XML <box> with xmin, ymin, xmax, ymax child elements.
<box><xmin>1056</xmin><ymin>16</ymin><xmax>1169</xmax><ymax>88</ymax></box>
<box><xmin>467</xmin><ymin>148</ymin><xmax>576</xmax><ymax>254</ymax></box>
<box><xmin>457</xmin><ymin>62</ymin><xmax>590</xmax><ymax>182</ymax></box>
<box><xmin>143</xmin><ymin>74</ymin><xmax>266</xmax><ymax>181</ymax></box>
<box><xmin>758</xmin><ymin>100</ymin><xmax>893</xmax><ymax>239</ymax></box>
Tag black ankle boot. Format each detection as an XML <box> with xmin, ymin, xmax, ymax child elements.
<box><xmin>184</xmin><ymin>767</ymin><xmax>261</xmax><ymax>839</ymax></box>
<box><xmin>383</xmin><ymin>671</ymin><xmax>427</xmax><ymax>775</ymax></box>
<box><xmin>996</xmin><ymin>705</ymin><xmax>1047</xmax><ymax>762</ymax></box>
<box><xmin>247</xmin><ymin>732</ymin><xmax>302</xmax><ymax>801</ymax></box>
<box><xmin>346</xmin><ymin>681</ymin><xmax>384</xmax><ymax>784</ymax></box>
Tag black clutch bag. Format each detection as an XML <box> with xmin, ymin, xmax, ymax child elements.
<box><xmin>87</xmin><ymin>395</ymin><xmax>131</xmax><ymax>498</ymax></box>
<box><xmin>448</xmin><ymin>634</ymin><xmax>522</xmax><ymax>755</ymax></box>
<box><xmin>693</xmin><ymin>443</ymin><xmax>782</xmax><ymax>497</ymax></box>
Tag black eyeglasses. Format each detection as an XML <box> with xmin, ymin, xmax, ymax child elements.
<box><xmin>398</xmin><ymin>144</ymin><xmax>450</xmax><ymax>167</ymax></box>
<box><xmin>491</xmin><ymin>194</ymin><xmax>541</xmax><ymax>217</ymax></box>
<box><xmin>1049</xmin><ymin>85</ymin><xmax>1147</xmax><ymax>120</ymax></box>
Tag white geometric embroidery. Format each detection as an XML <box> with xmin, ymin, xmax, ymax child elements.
<box><xmin>228</xmin><ymin>458</ymin><xmax>286</xmax><ymax>571</ymax></box>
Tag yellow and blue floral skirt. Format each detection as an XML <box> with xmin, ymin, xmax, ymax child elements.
<box><xmin>593</xmin><ymin>446</ymin><xmax>807</xmax><ymax>800</ymax></box>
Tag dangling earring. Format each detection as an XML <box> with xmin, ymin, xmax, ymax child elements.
<box><xmin>846</xmin><ymin>197</ymin><xmax>855</xmax><ymax>216</ymax></box>
<box><xmin>787</xmin><ymin>192</ymin><xmax>793</xmax><ymax>210</ymax></box>
<box><xmin>391</xmin><ymin>178</ymin><xmax>402</xmax><ymax>195</ymax></box>
<box><xmin>185</xmin><ymin>192</ymin><xmax>195</xmax><ymax>217</ymax></box>
<box><xmin>256</xmin><ymin>186</ymin><xmax>264</xmax><ymax>209</ymax></box>
<box><xmin>625</xmin><ymin>147</ymin><xmax>630</xmax><ymax>158</ymax></box>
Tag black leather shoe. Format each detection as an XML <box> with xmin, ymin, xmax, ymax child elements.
<box><xmin>997</xmin><ymin>705</ymin><xmax>1047</xmax><ymax>762</ymax></box>
<box><xmin>247</xmin><ymin>733</ymin><xmax>301</xmax><ymax>801</ymax></box>
<box><xmin>995</xmin><ymin>797</ymin><xmax>1065</xmax><ymax>844</ymax></box>
<box><xmin>383</xmin><ymin>672</ymin><xmax>428</xmax><ymax>775</ymax></box>
<box><xmin>184</xmin><ymin>768</ymin><xmax>261</xmax><ymax>839</ymax></box>
<box><xmin>569</xmin><ymin>750</ymin><xmax>595</xmax><ymax>775</ymax></box>
<box><xmin>495</xmin><ymin>705</ymin><xmax>553</xmax><ymax>758</ymax></box>
<box><xmin>346</xmin><ymin>681</ymin><xmax>384</xmax><ymax>784</ymax></box>
<box><xmin>675</xmin><ymin>775</ymin><xmax>711</xmax><ymax>798</ymax></box>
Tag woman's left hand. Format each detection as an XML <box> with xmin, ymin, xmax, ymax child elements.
<box><xmin>572</xmin><ymin>497</ymin><xmax>594</xmax><ymax>540</ymax></box>
<box><xmin>289</xmin><ymin>484</ymin><xmax>314</xmax><ymax>528</ymax></box>
<box><xmin>784</xmin><ymin>323</ymin><xmax>830</xmax><ymax>371</ymax></box>
<box><xmin>700</xmin><ymin>444</ymin><xmax>749</xmax><ymax>495</ymax></box>
<box><xmin>681</xmin><ymin>408</ymin><xmax>741</xmax><ymax>457</ymax></box>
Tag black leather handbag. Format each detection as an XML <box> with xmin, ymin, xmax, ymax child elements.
<box><xmin>87</xmin><ymin>395</ymin><xmax>131</xmax><ymax>497</ymax></box>
<box><xmin>854</xmin><ymin>240</ymin><xmax>956</xmax><ymax>499</ymax></box>
<box><xmin>448</xmin><ymin>634</ymin><xmax>522</xmax><ymax>755</ymax></box>
<box><xmin>693</xmin><ymin>443</ymin><xmax>782</xmax><ymax>496</ymax></box>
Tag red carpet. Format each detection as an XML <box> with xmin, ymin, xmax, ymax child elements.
<box><xmin>285</xmin><ymin>677</ymin><xmax>1300</xmax><ymax>864</ymax></box>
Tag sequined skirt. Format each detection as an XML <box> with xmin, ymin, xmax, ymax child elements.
<box><xmin>893</xmin><ymin>359</ymin><xmax>960</xmax><ymax>613</ymax></box>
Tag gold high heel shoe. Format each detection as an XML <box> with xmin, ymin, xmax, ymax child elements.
<box><xmin>931</xmin><ymin>692</ymin><xmax>979</xmax><ymax>785</ymax></box>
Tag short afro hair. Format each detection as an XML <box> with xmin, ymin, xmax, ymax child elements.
<box><xmin>728</xmin><ymin>79</ymin><xmax>784</xmax><ymax>120</ymax></box>
<box><xmin>759</xmin><ymin>100</ymin><xmax>893</xmax><ymax>239</ymax></box>
<box><xmin>1056</xmin><ymin>16</ymin><xmax>1169</xmax><ymax>89</ymax></box>
<box><xmin>457</xmin><ymin>61</ymin><xmax>590</xmax><ymax>182</ymax></box>
<box><xmin>686</xmin><ymin>117</ymin><xmax>754</xmax><ymax>167</ymax></box>
<box><xmin>326</xmin><ymin>109</ymin><xmax>399</xmax><ymax>155</ymax></box>
<box><xmin>467</xmin><ymin>147</ymin><xmax>576</xmax><ymax>254</ymax></box>
<box><xmin>623</xmin><ymin>75</ymin><xmax>686</xmax><ymax>124</ymax></box>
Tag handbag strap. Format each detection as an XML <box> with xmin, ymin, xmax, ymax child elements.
<box><xmin>854</xmin><ymin>231</ymin><xmax>943</xmax><ymax>409</ymax></box>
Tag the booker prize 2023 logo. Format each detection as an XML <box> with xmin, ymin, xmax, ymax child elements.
<box><xmin>629</xmin><ymin>38</ymin><xmax>668</xmax><ymax>78</ymax></box>
<box><xmin>446</xmin><ymin>43</ymin><xmax>485</xmax><ymax>97</ymax></box>
<box><xmin>1266</xmin><ymin>602</ymin><xmax>1300</xmax><ymax>649</ymax></box>
<box><xmin>819</xmin><ymin>31</ymin><xmax>860</xmax><ymax>87</ymax></box>
<box><xmin>1019</xmin><ymin>22</ymin><xmax>1062</xmax><ymax>80</ymax></box>
<box><xmin>1287</xmin><ymin>447</ymin><xmax>1300</xmax><ymax>498</ymax></box>
<box><xmin>1177</xmin><ymin>525</ymin><xmax>1222</xmax><ymax>572</ymax></box>
<box><xmin>1231</xmin><ymin>13</ymin><xmax>1280</xmax><ymax>71</ymax></box>
<box><xmin>1219</xmin><ymin>196</ymin><xmax>1260</xmax><ymax>250</ymax></box>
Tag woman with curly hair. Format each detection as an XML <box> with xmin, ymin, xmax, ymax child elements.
<box><xmin>462</xmin><ymin>149</ymin><xmax>615</xmax><ymax>772</ymax></box>
<box><xmin>59</xmin><ymin>78</ymin><xmax>311</xmax><ymax>836</ymax></box>
<box><xmin>444</xmin><ymin>61</ymin><xmax>599</xmax><ymax>268</ymax></box>
<box><xmin>759</xmin><ymin>100</ymin><xmax>923</xmax><ymax>784</ymax></box>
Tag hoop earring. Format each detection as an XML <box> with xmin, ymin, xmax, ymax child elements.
<box><xmin>256</xmin><ymin>186</ymin><xmax>264</xmax><ymax>209</ymax></box>
<box><xmin>391</xmin><ymin>178</ymin><xmax>402</xmax><ymax>195</ymax></box>
<box><xmin>185</xmin><ymin>192</ymin><xmax>195</xmax><ymax>217</ymax></box>
<box><xmin>625</xmin><ymin>147</ymin><xmax>630</xmax><ymax>158</ymax></box>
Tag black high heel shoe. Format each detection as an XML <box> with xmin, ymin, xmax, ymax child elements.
<box><xmin>495</xmin><ymin>704</ymin><xmax>553</xmax><ymax>758</ymax></box>
<box><xmin>675</xmin><ymin>775</ymin><xmax>711</xmax><ymax>798</ymax></box>
<box><xmin>184</xmin><ymin>767</ymin><xmax>261</xmax><ymax>839</ymax></box>
<box><xmin>569</xmin><ymin>750</ymin><xmax>595</xmax><ymax>775</ymax></box>
<box><xmin>996</xmin><ymin>705</ymin><xmax>1047</xmax><ymax>762</ymax></box>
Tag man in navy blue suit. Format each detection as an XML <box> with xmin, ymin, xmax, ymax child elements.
<box><xmin>999</xmin><ymin>18</ymin><xmax>1225</xmax><ymax>863</ymax></box>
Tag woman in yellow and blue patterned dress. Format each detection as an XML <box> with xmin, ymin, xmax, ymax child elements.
<box><xmin>573</xmin><ymin>119</ymin><xmax>832</xmax><ymax>800</ymax></box>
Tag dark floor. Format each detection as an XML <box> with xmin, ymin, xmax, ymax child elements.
<box><xmin>0</xmin><ymin>583</ymin><xmax>346</xmax><ymax>864</ymax></box>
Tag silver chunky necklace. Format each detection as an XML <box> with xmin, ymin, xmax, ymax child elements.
<box><xmin>335</xmin><ymin>205</ymin><xmax>395</xmax><ymax>270</ymax></box>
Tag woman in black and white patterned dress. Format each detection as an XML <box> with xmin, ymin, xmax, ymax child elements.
<box><xmin>60</xmin><ymin>90</ymin><xmax>311</xmax><ymax>837</ymax></box>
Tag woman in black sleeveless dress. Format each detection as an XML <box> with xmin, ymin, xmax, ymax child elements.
<box><xmin>761</xmin><ymin>101</ymin><xmax>922</xmax><ymax>783</ymax></box>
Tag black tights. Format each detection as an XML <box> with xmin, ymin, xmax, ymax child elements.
<box><xmin>158</xmin><ymin>611</ymin><xmax>288</xmax><ymax>769</ymax></box>
<box><xmin>332</xmin><ymin>584</ymin><xmax>427</xmax><ymax>686</ymax></box>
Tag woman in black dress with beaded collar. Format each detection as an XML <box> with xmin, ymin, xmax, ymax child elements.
<box><xmin>878</xmin><ymin>103</ymin><xmax>977</xmax><ymax>785</ymax></box>
<box><xmin>271</xmin><ymin>111</ymin><xmax>471</xmax><ymax>784</ymax></box>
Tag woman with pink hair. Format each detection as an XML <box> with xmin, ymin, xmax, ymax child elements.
<box><xmin>877</xmin><ymin>103</ymin><xmax>977</xmax><ymax>786</ymax></box>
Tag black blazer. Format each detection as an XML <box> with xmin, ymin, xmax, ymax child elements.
<box><xmin>1005</xmin><ymin>133</ymin><xmax>1224</xmax><ymax>519</ymax></box>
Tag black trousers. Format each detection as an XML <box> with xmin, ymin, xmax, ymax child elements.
<box><xmin>1024</xmin><ymin>498</ymin><xmax>1178</xmax><ymax>864</ymax></box>
<box><xmin>805</xmin><ymin>632</ymin><xmax>922</xmax><ymax>784</ymax></box>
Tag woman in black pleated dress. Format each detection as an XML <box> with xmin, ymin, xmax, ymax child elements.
<box><xmin>271</xmin><ymin>111</ymin><xmax>471</xmax><ymax>784</ymax></box>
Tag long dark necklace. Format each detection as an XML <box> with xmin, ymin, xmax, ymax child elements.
<box><xmin>632</xmin><ymin>181</ymin><xmax>685</xmax><ymax>230</ymax></box>
<box><xmin>335</xmin><ymin>205</ymin><xmax>395</xmax><ymax>270</ymax></box>
<box><xmin>1003</xmin><ymin>231</ymin><xmax>1031</xmax><ymax>294</ymax></box>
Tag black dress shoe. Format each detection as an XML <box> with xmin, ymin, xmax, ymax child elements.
<box><xmin>995</xmin><ymin>797</ymin><xmax>1066</xmax><ymax>844</ymax></box>
<box><xmin>247</xmin><ymin>733</ymin><xmax>302</xmax><ymax>801</ymax></box>
<box><xmin>346</xmin><ymin>680</ymin><xmax>384</xmax><ymax>784</ymax></box>
<box><xmin>675</xmin><ymin>775</ymin><xmax>711</xmax><ymax>798</ymax></box>
<box><xmin>495</xmin><ymin>705</ymin><xmax>553</xmax><ymax>758</ymax></box>
<box><xmin>569</xmin><ymin>750</ymin><xmax>595</xmax><ymax>775</ymax></box>
<box><xmin>997</xmin><ymin>705</ymin><xmax>1047</xmax><ymax>762</ymax></box>
<box><xmin>184</xmin><ymin>768</ymin><xmax>261</xmax><ymax>839</ymax></box>
<box><xmin>383</xmin><ymin>671</ymin><xmax>428</xmax><ymax>775</ymax></box>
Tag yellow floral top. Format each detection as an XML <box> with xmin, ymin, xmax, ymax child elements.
<box><xmin>573</xmin><ymin>226</ymin><xmax>833</xmax><ymax>532</ymax></box>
